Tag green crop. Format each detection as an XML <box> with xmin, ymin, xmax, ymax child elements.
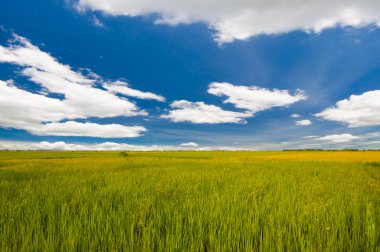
<box><xmin>0</xmin><ymin>151</ymin><xmax>379</xmax><ymax>251</ymax></box>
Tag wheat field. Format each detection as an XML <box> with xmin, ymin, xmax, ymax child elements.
<box><xmin>0</xmin><ymin>151</ymin><xmax>379</xmax><ymax>251</ymax></box>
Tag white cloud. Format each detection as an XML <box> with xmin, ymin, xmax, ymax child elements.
<box><xmin>161</xmin><ymin>100</ymin><xmax>252</xmax><ymax>124</ymax></box>
<box><xmin>27</xmin><ymin>121</ymin><xmax>147</xmax><ymax>138</ymax></box>
<box><xmin>0</xmin><ymin>141</ymin><xmax>144</xmax><ymax>151</ymax></box>
<box><xmin>0</xmin><ymin>35</ymin><xmax>92</xmax><ymax>85</ymax></box>
<box><xmin>316</xmin><ymin>90</ymin><xmax>380</xmax><ymax>127</ymax></box>
<box><xmin>0</xmin><ymin>140</ymin><xmax>259</xmax><ymax>151</ymax></box>
<box><xmin>76</xmin><ymin>0</ymin><xmax>380</xmax><ymax>43</ymax></box>
<box><xmin>303</xmin><ymin>135</ymin><xmax>319</xmax><ymax>139</ymax></box>
<box><xmin>161</xmin><ymin>83</ymin><xmax>305</xmax><ymax>125</ymax></box>
<box><xmin>31</xmin><ymin>141</ymin><xmax>90</xmax><ymax>151</ymax></box>
<box><xmin>291</xmin><ymin>114</ymin><xmax>300</xmax><ymax>118</ymax></box>
<box><xmin>180</xmin><ymin>142</ymin><xmax>199</xmax><ymax>147</ymax></box>
<box><xmin>104</xmin><ymin>81</ymin><xmax>165</xmax><ymax>101</ymax></box>
<box><xmin>92</xmin><ymin>142</ymin><xmax>163</xmax><ymax>151</ymax></box>
<box><xmin>21</xmin><ymin>67</ymin><xmax>144</xmax><ymax>118</ymax></box>
<box><xmin>208</xmin><ymin>82</ymin><xmax>307</xmax><ymax>113</ymax></box>
<box><xmin>0</xmin><ymin>82</ymin><xmax>146</xmax><ymax>138</ymax></box>
<box><xmin>316</xmin><ymin>134</ymin><xmax>359</xmax><ymax>143</ymax></box>
<box><xmin>0</xmin><ymin>80</ymin><xmax>72</xmax><ymax>129</ymax></box>
<box><xmin>1</xmin><ymin>133</ymin><xmax>379</xmax><ymax>151</ymax></box>
<box><xmin>295</xmin><ymin>119</ymin><xmax>312</xmax><ymax>126</ymax></box>
<box><xmin>0</xmin><ymin>34</ymin><xmax>161</xmax><ymax>137</ymax></box>
<box><xmin>0</xmin><ymin>37</ymin><xmax>144</xmax><ymax>118</ymax></box>
<box><xmin>92</xmin><ymin>142</ymin><xmax>210</xmax><ymax>151</ymax></box>
<box><xmin>92</xmin><ymin>15</ymin><xmax>105</xmax><ymax>27</ymax></box>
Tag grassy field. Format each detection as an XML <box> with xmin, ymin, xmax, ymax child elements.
<box><xmin>0</xmin><ymin>151</ymin><xmax>379</xmax><ymax>251</ymax></box>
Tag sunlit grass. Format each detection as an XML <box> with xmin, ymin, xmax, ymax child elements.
<box><xmin>0</xmin><ymin>151</ymin><xmax>379</xmax><ymax>251</ymax></box>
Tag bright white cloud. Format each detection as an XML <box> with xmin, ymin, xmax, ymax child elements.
<box><xmin>32</xmin><ymin>141</ymin><xmax>90</xmax><ymax>151</ymax></box>
<box><xmin>0</xmin><ymin>34</ymin><xmax>161</xmax><ymax>137</ymax></box>
<box><xmin>0</xmin><ymin>82</ymin><xmax>146</xmax><ymax>138</ymax></box>
<box><xmin>27</xmin><ymin>121</ymin><xmax>147</xmax><ymax>138</ymax></box>
<box><xmin>0</xmin><ymin>80</ymin><xmax>72</xmax><ymax>129</ymax></box>
<box><xmin>104</xmin><ymin>81</ymin><xmax>165</xmax><ymax>101</ymax></box>
<box><xmin>180</xmin><ymin>142</ymin><xmax>199</xmax><ymax>147</ymax></box>
<box><xmin>0</xmin><ymin>140</ymin><xmax>255</xmax><ymax>151</ymax></box>
<box><xmin>295</xmin><ymin>119</ymin><xmax>312</xmax><ymax>126</ymax></box>
<box><xmin>0</xmin><ymin>36</ymin><xmax>144</xmax><ymax>118</ymax></box>
<box><xmin>316</xmin><ymin>134</ymin><xmax>359</xmax><ymax>143</ymax></box>
<box><xmin>316</xmin><ymin>90</ymin><xmax>380</xmax><ymax>127</ymax></box>
<box><xmin>92</xmin><ymin>142</ymin><xmax>202</xmax><ymax>151</ymax></box>
<box><xmin>76</xmin><ymin>0</ymin><xmax>380</xmax><ymax>43</ymax></box>
<box><xmin>208</xmin><ymin>82</ymin><xmax>307</xmax><ymax>113</ymax></box>
<box><xmin>291</xmin><ymin>114</ymin><xmax>300</xmax><ymax>118</ymax></box>
<box><xmin>1</xmin><ymin>133</ymin><xmax>379</xmax><ymax>151</ymax></box>
<box><xmin>21</xmin><ymin>67</ymin><xmax>144</xmax><ymax>118</ymax></box>
<box><xmin>161</xmin><ymin>100</ymin><xmax>252</xmax><ymax>124</ymax></box>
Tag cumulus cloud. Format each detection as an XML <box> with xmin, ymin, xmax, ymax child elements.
<box><xmin>316</xmin><ymin>90</ymin><xmax>380</xmax><ymax>127</ymax></box>
<box><xmin>0</xmin><ymin>80</ymin><xmax>72</xmax><ymax>129</ymax></box>
<box><xmin>27</xmin><ymin>121</ymin><xmax>147</xmax><ymax>138</ymax></box>
<box><xmin>295</xmin><ymin>119</ymin><xmax>312</xmax><ymax>126</ymax></box>
<box><xmin>0</xmin><ymin>81</ymin><xmax>146</xmax><ymax>137</ymax></box>
<box><xmin>161</xmin><ymin>100</ymin><xmax>252</xmax><ymax>124</ymax></box>
<box><xmin>208</xmin><ymin>82</ymin><xmax>307</xmax><ymax>113</ymax></box>
<box><xmin>180</xmin><ymin>142</ymin><xmax>199</xmax><ymax>147</ymax></box>
<box><xmin>0</xmin><ymin>36</ymin><xmax>144</xmax><ymax>117</ymax></box>
<box><xmin>0</xmin><ymin>141</ymin><xmax>238</xmax><ymax>151</ymax></box>
<box><xmin>291</xmin><ymin>114</ymin><xmax>300</xmax><ymax>118</ymax></box>
<box><xmin>1</xmin><ymin>133</ymin><xmax>379</xmax><ymax>151</ymax></box>
<box><xmin>76</xmin><ymin>0</ymin><xmax>380</xmax><ymax>43</ymax></box>
<box><xmin>32</xmin><ymin>141</ymin><xmax>90</xmax><ymax>151</ymax></box>
<box><xmin>0</xmin><ymin>34</ymin><xmax>162</xmax><ymax>137</ymax></box>
<box><xmin>21</xmin><ymin>67</ymin><xmax>144</xmax><ymax>118</ymax></box>
<box><xmin>161</xmin><ymin>83</ymin><xmax>305</xmax><ymax>124</ymax></box>
<box><xmin>104</xmin><ymin>81</ymin><xmax>165</xmax><ymax>101</ymax></box>
<box><xmin>316</xmin><ymin>134</ymin><xmax>359</xmax><ymax>143</ymax></box>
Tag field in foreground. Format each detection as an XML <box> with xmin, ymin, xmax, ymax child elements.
<box><xmin>0</xmin><ymin>151</ymin><xmax>379</xmax><ymax>251</ymax></box>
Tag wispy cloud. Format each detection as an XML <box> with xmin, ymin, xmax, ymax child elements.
<box><xmin>104</xmin><ymin>81</ymin><xmax>165</xmax><ymax>101</ymax></box>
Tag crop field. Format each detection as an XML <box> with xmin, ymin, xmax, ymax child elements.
<box><xmin>0</xmin><ymin>151</ymin><xmax>379</xmax><ymax>251</ymax></box>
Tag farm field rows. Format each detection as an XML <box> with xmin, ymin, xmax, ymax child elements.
<box><xmin>0</xmin><ymin>151</ymin><xmax>379</xmax><ymax>251</ymax></box>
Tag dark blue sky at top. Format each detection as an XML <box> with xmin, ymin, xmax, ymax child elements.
<box><xmin>1</xmin><ymin>0</ymin><xmax>380</xmax><ymax>147</ymax></box>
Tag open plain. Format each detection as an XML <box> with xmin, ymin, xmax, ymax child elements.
<box><xmin>0</xmin><ymin>151</ymin><xmax>379</xmax><ymax>251</ymax></box>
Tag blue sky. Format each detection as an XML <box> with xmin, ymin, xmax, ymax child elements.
<box><xmin>1</xmin><ymin>0</ymin><xmax>380</xmax><ymax>150</ymax></box>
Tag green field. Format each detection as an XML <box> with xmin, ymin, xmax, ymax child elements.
<box><xmin>0</xmin><ymin>151</ymin><xmax>379</xmax><ymax>251</ymax></box>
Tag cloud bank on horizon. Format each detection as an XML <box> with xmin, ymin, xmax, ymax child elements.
<box><xmin>1</xmin><ymin>131</ymin><xmax>377</xmax><ymax>151</ymax></box>
<box><xmin>77</xmin><ymin>0</ymin><xmax>380</xmax><ymax>43</ymax></box>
